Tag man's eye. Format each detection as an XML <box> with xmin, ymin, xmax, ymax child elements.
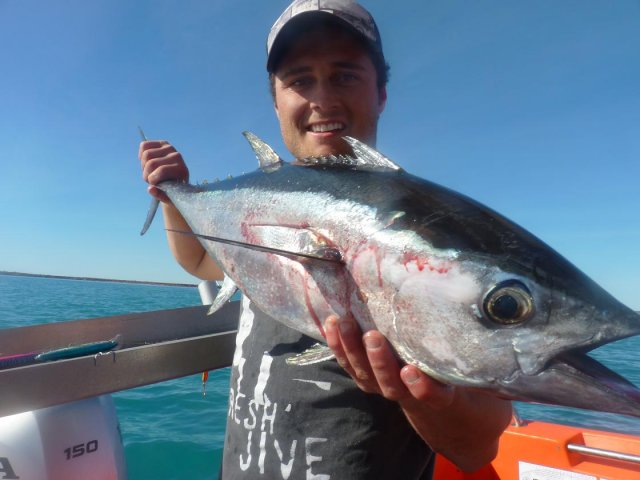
<box><xmin>289</xmin><ymin>77</ymin><xmax>312</xmax><ymax>88</ymax></box>
<box><xmin>335</xmin><ymin>73</ymin><xmax>358</xmax><ymax>85</ymax></box>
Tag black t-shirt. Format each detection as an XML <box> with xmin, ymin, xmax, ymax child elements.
<box><xmin>220</xmin><ymin>297</ymin><xmax>434</xmax><ymax>479</ymax></box>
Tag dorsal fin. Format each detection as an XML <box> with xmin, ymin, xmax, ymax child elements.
<box><xmin>296</xmin><ymin>154</ymin><xmax>359</xmax><ymax>168</ymax></box>
<box><xmin>242</xmin><ymin>131</ymin><xmax>283</xmax><ymax>172</ymax></box>
<box><xmin>343</xmin><ymin>137</ymin><xmax>402</xmax><ymax>172</ymax></box>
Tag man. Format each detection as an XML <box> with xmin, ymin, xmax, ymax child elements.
<box><xmin>139</xmin><ymin>1</ymin><xmax>512</xmax><ymax>478</ymax></box>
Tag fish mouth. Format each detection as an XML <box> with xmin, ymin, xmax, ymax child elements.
<box><xmin>507</xmin><ymin>346</ymin><xmax>640</xmax><ymax>417</ymax></box>
<box><xmin>504</xmin><ymin>304</ymin><xmax>640</xmax><ymax>416</ymax></box>
<box><xmin>559</xmin><ymin>347</ymin><xmax>640</xmax><ymax>398</ymax></box>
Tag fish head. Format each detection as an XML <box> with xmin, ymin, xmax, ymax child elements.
<box><xmin>390</xmin><ymin>244</ymin><xmax>640</xmax><ymax>416</ymax></box>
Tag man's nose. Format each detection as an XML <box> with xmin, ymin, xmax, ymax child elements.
<box><xmin>309</xmin><ymin>81</ymin><xmax>340</xmax><ymax>112</ymax></box>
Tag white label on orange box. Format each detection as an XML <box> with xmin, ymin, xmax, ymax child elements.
<box><xmin>519</xmin><ymin>462</ymin><xmax>597</xmax><ymax>480</ymax></box>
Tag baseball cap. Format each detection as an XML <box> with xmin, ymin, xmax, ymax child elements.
<box><xmin>266</xmin><ymin>0</ymin><xmax>385</xmax><ymax>73</ymax></box>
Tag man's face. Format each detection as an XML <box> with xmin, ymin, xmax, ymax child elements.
<box><xmin>272</xmin><ymin>25</ymin><xmax>387</xmax><ymax>159</ymax></box>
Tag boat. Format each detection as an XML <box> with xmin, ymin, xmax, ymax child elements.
<box><xmin>1</xmin><ymin>281</ymin><xmax>639</xmax><ymax>479</ymax></box>
<box><xmin>434</xmin><ymin>417</ymin><xmax>640</xmax><ymax>479</ymax></box>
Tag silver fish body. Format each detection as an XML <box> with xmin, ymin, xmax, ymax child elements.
<box><xmin>149</xmin><ymin>133</ymin><xmax>640</xmax><ymax>417</ymax></box>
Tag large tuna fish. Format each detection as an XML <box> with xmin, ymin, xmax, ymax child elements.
<box><xmin>142</xmin><ymin>132</ymin><xmax>640</xmax><ymax>417</ymax></box>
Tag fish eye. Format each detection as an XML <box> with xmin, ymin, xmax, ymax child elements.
<box><xmin>483</xmin><ymin>281</ymin><xmax>534</xmax><ymax>326</ymax></box>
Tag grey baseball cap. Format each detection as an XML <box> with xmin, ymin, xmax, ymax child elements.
<box><xmin>266</xmin><ymin>0</ymin><xmax>384</xmax><ymax>73</ymax></box>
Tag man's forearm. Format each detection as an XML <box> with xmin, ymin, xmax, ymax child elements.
<box><xmin>162</xmin><ymin>203</ymin><xmax>224</xmax><ymax>281</ymax></box>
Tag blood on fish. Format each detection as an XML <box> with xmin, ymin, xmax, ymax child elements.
<box><xmin>367</xmin><ymin>245</ymin><xmax>384</xmax><ymax>288</ymax></box>
<box><xmin>240</xmin><ymin>221</ymin><xmax>256</xmax><ymax>243</ymax></box>
<box><xmin>402</xmin><ymin>253</ymin><xmax>450</xmax><ymax>274</ymax></box>
<box><xmin>301</xmin><ymin>271</ymin><xmax>326</xmax><ymax>338</ymax></box>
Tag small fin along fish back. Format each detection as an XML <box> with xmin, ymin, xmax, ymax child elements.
<box><xmin>343</xmin><ymin>136</ymin><xmax>403</xmax><ymax>172</ymax></box>
<box><xmin>243</xmin><ymin>131</ymin><xmax>283</xmax><ymax>172</ymax></box>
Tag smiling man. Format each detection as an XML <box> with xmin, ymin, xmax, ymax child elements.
<box><xmin>269</xmin><ymin>17</ymin><xmax>386</xmax><ymax>158</ymax></box>
<box><xmin>139</xmin><ymin>1</ymin><xmax>511</xmax><ymax>478</ymax></box>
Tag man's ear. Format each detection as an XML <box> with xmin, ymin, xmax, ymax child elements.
<box><xmin>378</xmin><ymin>86</ymin><xmax>387</xmax><ymax>115</ymax></box>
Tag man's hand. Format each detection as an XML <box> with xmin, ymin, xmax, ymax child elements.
<box><xmin>325</xmin><ymin>315</ymin><xmax>455</xmax><ymax>407</ymax></box>
<box><xmin>325</xmin><ymin>314</ymin><xmax>512</xmax><ymax>472</ymax></box>
<box><xmin>137</xmin><ymin>140</ymin><xmax>223</xmax><ymax>281</ymax></box>
<box><xmin>139</xmin><ymin>140</ymin><xmax>189</xmax><ymax>204</ymax></box>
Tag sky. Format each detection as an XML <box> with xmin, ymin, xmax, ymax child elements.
<box><xmin>0</xmin><ymin>0</ymin><xmax>638</xmax><ymax>308</ymax></box>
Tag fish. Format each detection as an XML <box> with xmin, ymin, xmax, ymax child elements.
<box><xmin>142</xmin><ymin>131</ymin><xmax>640</xmax><ymax>417</ymax></box>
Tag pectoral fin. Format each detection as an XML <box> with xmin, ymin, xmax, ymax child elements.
<box><xmin>167</xmin><ymin>228</ymin><xmax>343</xmax><ymax>264</ymax></box>
<box><xmin>207</xmin><ymin>275</ymin><xmax>238</xmax><ymax>315</ymax></box>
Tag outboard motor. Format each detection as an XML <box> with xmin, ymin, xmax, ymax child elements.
<box><xmin>0</xmin><ymin>395</ymin><xmax>126</xmax><ymax>479</ymax></box>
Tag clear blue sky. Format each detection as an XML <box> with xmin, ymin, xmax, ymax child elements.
<box><xmin>1</xmin><ymin>1</ymin><xmax>638</xmax><ymax>308</ymax></box>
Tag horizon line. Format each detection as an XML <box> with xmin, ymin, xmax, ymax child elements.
<box><xmin>0</xmin><ymin>270</ymin><xmax>197</xmax><ymax>288</ymax></box>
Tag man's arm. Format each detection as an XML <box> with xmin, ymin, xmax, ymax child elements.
<box><xmin>325</xmin><ymin>315</ymin><xmax>512</xmax><ymax>473</ymax></box>
<box><xmin>139</xmin><ymin>140</ymin><xmax>224</xmax><ymax>281</ymax></box>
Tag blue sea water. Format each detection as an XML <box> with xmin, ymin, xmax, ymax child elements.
<box><xmin>2</xmin><ymin>273</ymin><xmax>640</xmax><ymax>479</ymax></box>
<box><xmin>0</xmin><ymin>274</ymin><xmax>229</xmax><ymax>480</ymax></box>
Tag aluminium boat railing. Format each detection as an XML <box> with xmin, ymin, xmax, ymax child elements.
<box><xmin>0</xmin><ymin>300</ymin><xmax>239</xmax><ymax>418</ymax></box>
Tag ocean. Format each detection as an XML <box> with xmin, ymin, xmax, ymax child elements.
<box><xmin>1</xmin><ymin>273</ymin><xmax>640</xmax><ymax>479</ymax></box>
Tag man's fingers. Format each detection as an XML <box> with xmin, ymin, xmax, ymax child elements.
<box><xmin>363</xmin><ymin>331</ymin><xmax>407</xmax><ymax>402</ymax></box>
<box><xmin>138</xmin><ymin>140</ymin><xmax>169</xmax><ymax>162</ymax></box>
<box><xmin>325</xmin><ymin>316</ymin><xmax>349</xmax><ymax>369</ymax></box>
<box><xmin>141</xmin><ymin>152</ymin><xmax>189</xmax><ymax>185</ymax></box>
<box><xmin>139</xmin><ymin>141</ymin><xmax>184</xmax><ymax>180</ymax></box>
<box><xmin>147</xmin><ymin>185</ymin><xmax>171</xmax><ymax>204</ymax></box>
<box><xmin>400</xmin><ymin>365</ymin><xmax>455</xmax><ymax>410</ymax></box>
<box><xmin>325</xmin><ymin>316</ymin><xmax>378</xmax><ymax>394</ymax></box>
<box><xmin>143</xmin><ymin>155</ymin><xmax>186</xmax><ymax>183</ymax></box>
<box><xmin>336</xmin><ymin>316</ymin><xmax>376</xmax><ymax>388</ymax></box>
<box><xmin>326</xmin><ymin>315</ymin><xmax>457</xmax><ymax>407</ymax></box>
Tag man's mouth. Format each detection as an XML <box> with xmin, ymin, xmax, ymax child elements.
<box><xmin>308</xmin><ymin>122</ymin><xmax>345</xmax><ymax>133</ymax></box>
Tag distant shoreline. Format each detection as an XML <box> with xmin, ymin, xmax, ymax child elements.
<box><xmin>0</xmin><ymin>271</ymin><xmax>196</xmax><ymax>288</ymax></box>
